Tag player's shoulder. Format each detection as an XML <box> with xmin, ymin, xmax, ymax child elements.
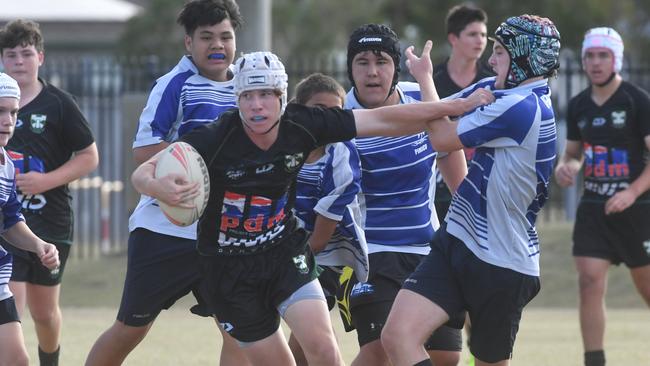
<box><xmin>620</xmin><ymin>80</ymin><xmax>650</xmax><ymax>103</ymax></box>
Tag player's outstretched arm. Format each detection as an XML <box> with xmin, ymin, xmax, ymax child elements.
<box><xmin>353</xmin><ymin>89</ymin><xmax>493</xmax><ymax>138</ymax></box>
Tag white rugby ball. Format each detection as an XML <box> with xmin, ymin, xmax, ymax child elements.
<box><xmin>154</xmin><ymin>142</ymin><xmax>210</xmax><ymax>226</ymax></box>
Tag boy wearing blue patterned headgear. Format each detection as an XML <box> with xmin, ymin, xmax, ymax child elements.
<box><xmin>383</xmin><ymin>14</ymin><xmax>561</xmax><ymax>365</ymax></box>
<box><xmin>555</xmin><ymin>26</ymin><xmax>650</xmax><ymax>366</ymax></box>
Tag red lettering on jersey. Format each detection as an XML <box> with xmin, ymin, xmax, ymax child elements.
<box><xmin>243</xmin><ymin>215</ymin><xmax>264</xmax><ymax>232</ymax></box>
<box><xmin>267</xmin><ymin>208</ymin><xmax>286</xmax><ymax>228</ymax></box>
<box><xmin>220</xmin><ymin>216</ymin><xmax>239</xmax><ymax>231</ymax></box>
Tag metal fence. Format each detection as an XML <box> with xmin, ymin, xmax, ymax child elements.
<box><xmin>38</xmin><ymin>52</ymin><xmax>650</xmax><ymax>258</ymax></box>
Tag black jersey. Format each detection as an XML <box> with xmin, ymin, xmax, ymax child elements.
<box><xmin>181</xmin><ymin>104</ymin><xmax>356</xmax><ymax>256</ymax></box>
<box><xmin>567</xmin><ymin>81</ymin><xmax>650</xmax><ymax>202</ymax></box>
<box><xmin>4</xmin><ymin>79</ymin><xmax>95</xmax><ymax>244</ymax></box>
<box><xmin>433</xmin><ymin>58</ymin><xmax>494</xmax><ymax>99</ymax></box>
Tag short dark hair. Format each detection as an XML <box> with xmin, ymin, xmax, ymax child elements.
<box><xmin>177</xmin><ymin>0</ymin><xmax>243</xmax><ymax>36</ymax></box>
<box><xmin>0</xmin><ymin>19</ymin><xmax>44</xmax><ymax>53</ymax></box>
<box><xmin>294</xmin><ymin>73</ymin><xmax>345</xmax><ymax>106</ymax></box>
<box><xmin>445</xmin><ymin>3</ymin><xmax>487</xmax><ymax>36</ymax></box>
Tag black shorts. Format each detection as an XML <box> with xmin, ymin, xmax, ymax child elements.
<box><xmin>200</xmin><ymin>227</ymin><xmax>319</xmax><ymax>343</ymax></box>
<box><xmin>7</xmin><ymin>241</ymin><xmax>71</xmax><ymax>286</ymax></box>
<box><xmin>573</xmin><ymin>201</ymin><xmax>650</xmax><ymax>267</ymax></box>
<box><xmin>117</xmin><ymin>229</ymin><xmax>206</xmax><ymax>327</ymax></box>
<box><xmin>348</xmin><ymin>251</ymin><xmax>462</xmax><ymax>350</ymax></box>
<box><xmin>0</xmin><ymin>296</ymin><xmax>20</xmax><ymax>325</ymax></box>
<box><xmin>318</xmin><ymin>266</ymin><xmax>339</xmax><ymax>310</ymax></box>
<box><xmin>404</xmin><ymin>227</ymin><xmax>540</xmax><ymax>363</ymax></box>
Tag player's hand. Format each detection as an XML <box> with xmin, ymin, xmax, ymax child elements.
<box><xmin>605</xmin><ymin>189</ymin><xmax>636</xmax><ymax>215</ymax></box>
<box><xmin>405</xmin><ymin>40</ymin><xmax>433</xmax><ymax>82</ymax></box>
<box><xmin>16</xmin><ymin>171</ymin><xmax>50</xmax><ymax>195</ymax></box>
<box><xmin>554</xmin><ymin>161</ymin><xmax>580</xmax><ymax>187</ymax></box>
<box><xmin>37</xmin><ymin>243</ymin><xmax>60</xmax><ymax>270</ymax></box>
<box><xmin>463</xmin><ymin>88</ymin><xmax>494</xmax><ymax>112</ymax></box>
<box><xmin>152</xmin><ymin>173</ymin><xmax>199</xmax><ymax>208</ymax></box>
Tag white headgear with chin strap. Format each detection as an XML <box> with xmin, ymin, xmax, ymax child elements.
<box><xmin>233</xmin><ymin>51</ymin><xmax>288</xmax><ymax>115</ymax></box>
<box><xmin>0</xmin><ymin>73</ymin><xmax>20</xmax><ymax>100</ymax></box>
<box><xmin>582</xmin><ymin>27</ymin><xmax>624</xmax><ymax>73</ymax></box>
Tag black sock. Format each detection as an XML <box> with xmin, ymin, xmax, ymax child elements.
<box><xmin>38</xmin><ymin>346</ymin><xmax>60</xmax><ymax>366</ymax></box>
<box><xmin>413</xmin><ymin>360</ymin><xmax>433</xmax><ymax>366</ymax></box>
<box><xmin>585</xmin><ymin>350</ymin><xmax>605</xmax><ymax>366</ymax></box>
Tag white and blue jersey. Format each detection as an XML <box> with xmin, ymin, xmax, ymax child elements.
<box><xmin>0</xmin><ymin>148</ymin><xmax>26</xmax><ymax>301</ymax></box>
<box><xmin>345</xmin><ymin>82</ymin><xmax>439</xmax><ymax>255</ymax></box>
<box><xmin>445</xmin><ymin>78</ymin><xmax>557</xmax><ymax>276</ymax></box>
<box><xmin>129</xmin><ymin>55</ymin><xmax>237</xmax><ymax>239</ymax></box>
<box><xmin>294</xmin><ymin>141</ymin><xmax>369</xmax><ymax>282</ymax></box>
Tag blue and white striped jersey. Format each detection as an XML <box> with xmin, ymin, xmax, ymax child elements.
<box><xmin>446</xmin><ymin>77</ymin><xmax>557</xmax><ymax>276</ymax></box>
<box><xmin>294</xmin><ymin>141</ymin><xmax>369</xmax><ymax>281</ymax></box>
<box><xmin>1</xmin><ymin>147</ymin><xmax>25</xmax><ymax>301</ymax></box>
<box><xmin>129</xmin><ymin>56</ymin><xmax>237</xmax><ymax>239</ymax></box>
<box><xmin>346</xmin><ymin>82</ymin><xmax>439</xmax><ymax>255</ymax></box>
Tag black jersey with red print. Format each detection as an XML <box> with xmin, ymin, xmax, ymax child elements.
<box><xmin>3</xmin><ymin>78</ymin><xmax>95</xmax><ymax>244</ymax></box>
<box><xmin>567</xmin><ymin>81</ymin><xmax>650</xmax><ymax>202</ymax></box>
<box><xmin>180</xmin><ymin>104</ymin><xmax>356</xmax><ymax>256</ymax></box>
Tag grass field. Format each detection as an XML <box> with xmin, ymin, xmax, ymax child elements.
<box><xmin>18</xmin><ymin>222</ymin><xmax>650</xmax><ymax>364</ymax></box>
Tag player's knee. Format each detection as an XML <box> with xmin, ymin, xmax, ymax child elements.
<box><xmin>30</xmin><ymin>307</ymin><xmax>60</xmax><ymax>325</ymax></box>
<box><xmin>578</xmin><ymin>272</ymin><xmax>606</xmax><ymax>293</ymax></box>
<box><xmin>381</xmin><ymin>323</ymin><xmax>403</xmax><ymax>355</ymax></box>
<box><xmin>301</xmin><ymin>337</ymin><xmax>341</xmax><ymax>365</ymax></box>
<box><xmin>427</xmin><ymin>350</ymin><xmax>460</xmax><ymax>366</ymax></box>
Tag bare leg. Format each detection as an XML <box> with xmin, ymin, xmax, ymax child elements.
<box><xmin>574</xmin><ymin>256</ymin><xmax>610</xmax><ymax>351</ymax></box>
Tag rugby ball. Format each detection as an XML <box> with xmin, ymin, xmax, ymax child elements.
<box><xmin>154</xmin><ymin>142</ymin><xmax>210</xmax><ymax>226</ymax></box>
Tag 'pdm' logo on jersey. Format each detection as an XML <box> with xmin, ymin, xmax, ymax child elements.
<box><xmin>220</xmin><ymin>191</ymin><xmax>287</xmax><ymax>233</ymax></box>
<box><xmin>6</xmin><ymin>150</ymin><xmax>47</xmax><ymax>210</ymax></box>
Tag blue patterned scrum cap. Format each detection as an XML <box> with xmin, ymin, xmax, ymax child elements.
<box><xmin>493</xmin><ymin>15</ymin><xmax>561</xmax><ymax>88</ymax></box>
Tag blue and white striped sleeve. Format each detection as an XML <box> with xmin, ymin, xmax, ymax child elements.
<box><xmin>1</xmin><ymin>184</ymin><xmax>24</xmax><ymax>232</ymax></box>
<box><xmin>313</xmin><ymin>142</ymin><xmax>362</xmax><ymax>222</ymax></box>
<box><xmin>132</xmin><ymin>71</ymin><xmax>192</xmax><ymax>148</ymax></box>
<box><xmin>457</xmin><ymin>93</ymin><xmax>537</xmax><ymax>149</ymax></box>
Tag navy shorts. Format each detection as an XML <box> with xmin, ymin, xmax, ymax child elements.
<box><xmin>7</xmin><ymin>241</ymin><xmax>70</xmax><ymax>286</ymax></box>
<box><xmin>200</xmin><ymin>227</ymin><xmax>319</xmax><ymax>343</ymax></box>
<box><xmin>0</xmin><ymin>296</ymin><xmax>20</xmax><ymax>325</ymax></box>
<box><xmin>348</xmin><ymin>251</ymin><xmax>462</xmax><ymax>350</ymax></box>
<box><xmin>117</xmin><ymin>229</ymin><xmax>206</xmax><ymax>326</ymax></box>
<box><xmin>573</xmin><ymin>201</ymin><xmax>650</xmax><ymax>267</ymax></box>
<box><xmin>404</xmin><ymin>226</ymin><xmax>540</xmax><ymax>363</ymax></box>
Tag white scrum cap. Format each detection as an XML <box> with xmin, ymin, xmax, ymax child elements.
<box><xmin>582</xmin><ymin>27</ymin><xmax>624</xmax><ymax>73</ymax></box>
<box><xmin>0</xmin><ymin>73</ymin><xmax>20</xmax><ymax>100</ymax></box>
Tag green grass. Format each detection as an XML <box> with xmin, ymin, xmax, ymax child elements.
<box><xmin>17</xmin><ymin>222</ymin><xmax>650</xmax><ymax>364</ymax></box>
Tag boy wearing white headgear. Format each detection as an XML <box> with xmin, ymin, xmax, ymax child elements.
<box><xmin>0</xmin><ymin>72</ymin><xmax>60</xmax><ymax>366</ymax></box>
<box><xmin>555</xmin><ymin>27</ymin><xmax>650</xmax><ymax>366</ymax></box>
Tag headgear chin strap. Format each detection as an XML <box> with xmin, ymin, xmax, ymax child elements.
<box><xmin>347</xmin><ymin>24</ymin><xmax>401</xmax><ymax>98</ymax></box>
<box><xmin>493</xmin><ymin>15</ymin><xmax>561</xmax><ymax>89</ymax></box>
<box><xmin>0</xmin><ymin>73</ymin><xmax>20</xmax><ymax>100</ymax></box>
<box><xmin>582</xmin><ymin>27</ymin><xmax>624</xmax><ymax>74</ymax></box>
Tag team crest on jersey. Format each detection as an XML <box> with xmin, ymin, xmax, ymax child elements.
<box><xmin>292</xmin><ymin>254</ymin><xmax>309</xmax><ymax>274</ymax></box>
<box><xmin>611</xmin><ymin>110</ymin><xmax>626</xmax><ymax>128</ymax></box>
<box><xmin>29</xmin><ymin>114</ymin><xmax>47</xmax><ymax>133</ymax></box>
<box><xmin>643</xmin><ymin>240</ymin><xmax>650</xmax><ymax>256</ymax></box>
<box><xmin>284</xmin><ymin>153</ymin><xmax>304</xmax><ymax>173</ymax></box>
<box><xmin>592</xmin><ymin>117</ymin><xmax>606</xmax><ymax>127</ymax></box>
